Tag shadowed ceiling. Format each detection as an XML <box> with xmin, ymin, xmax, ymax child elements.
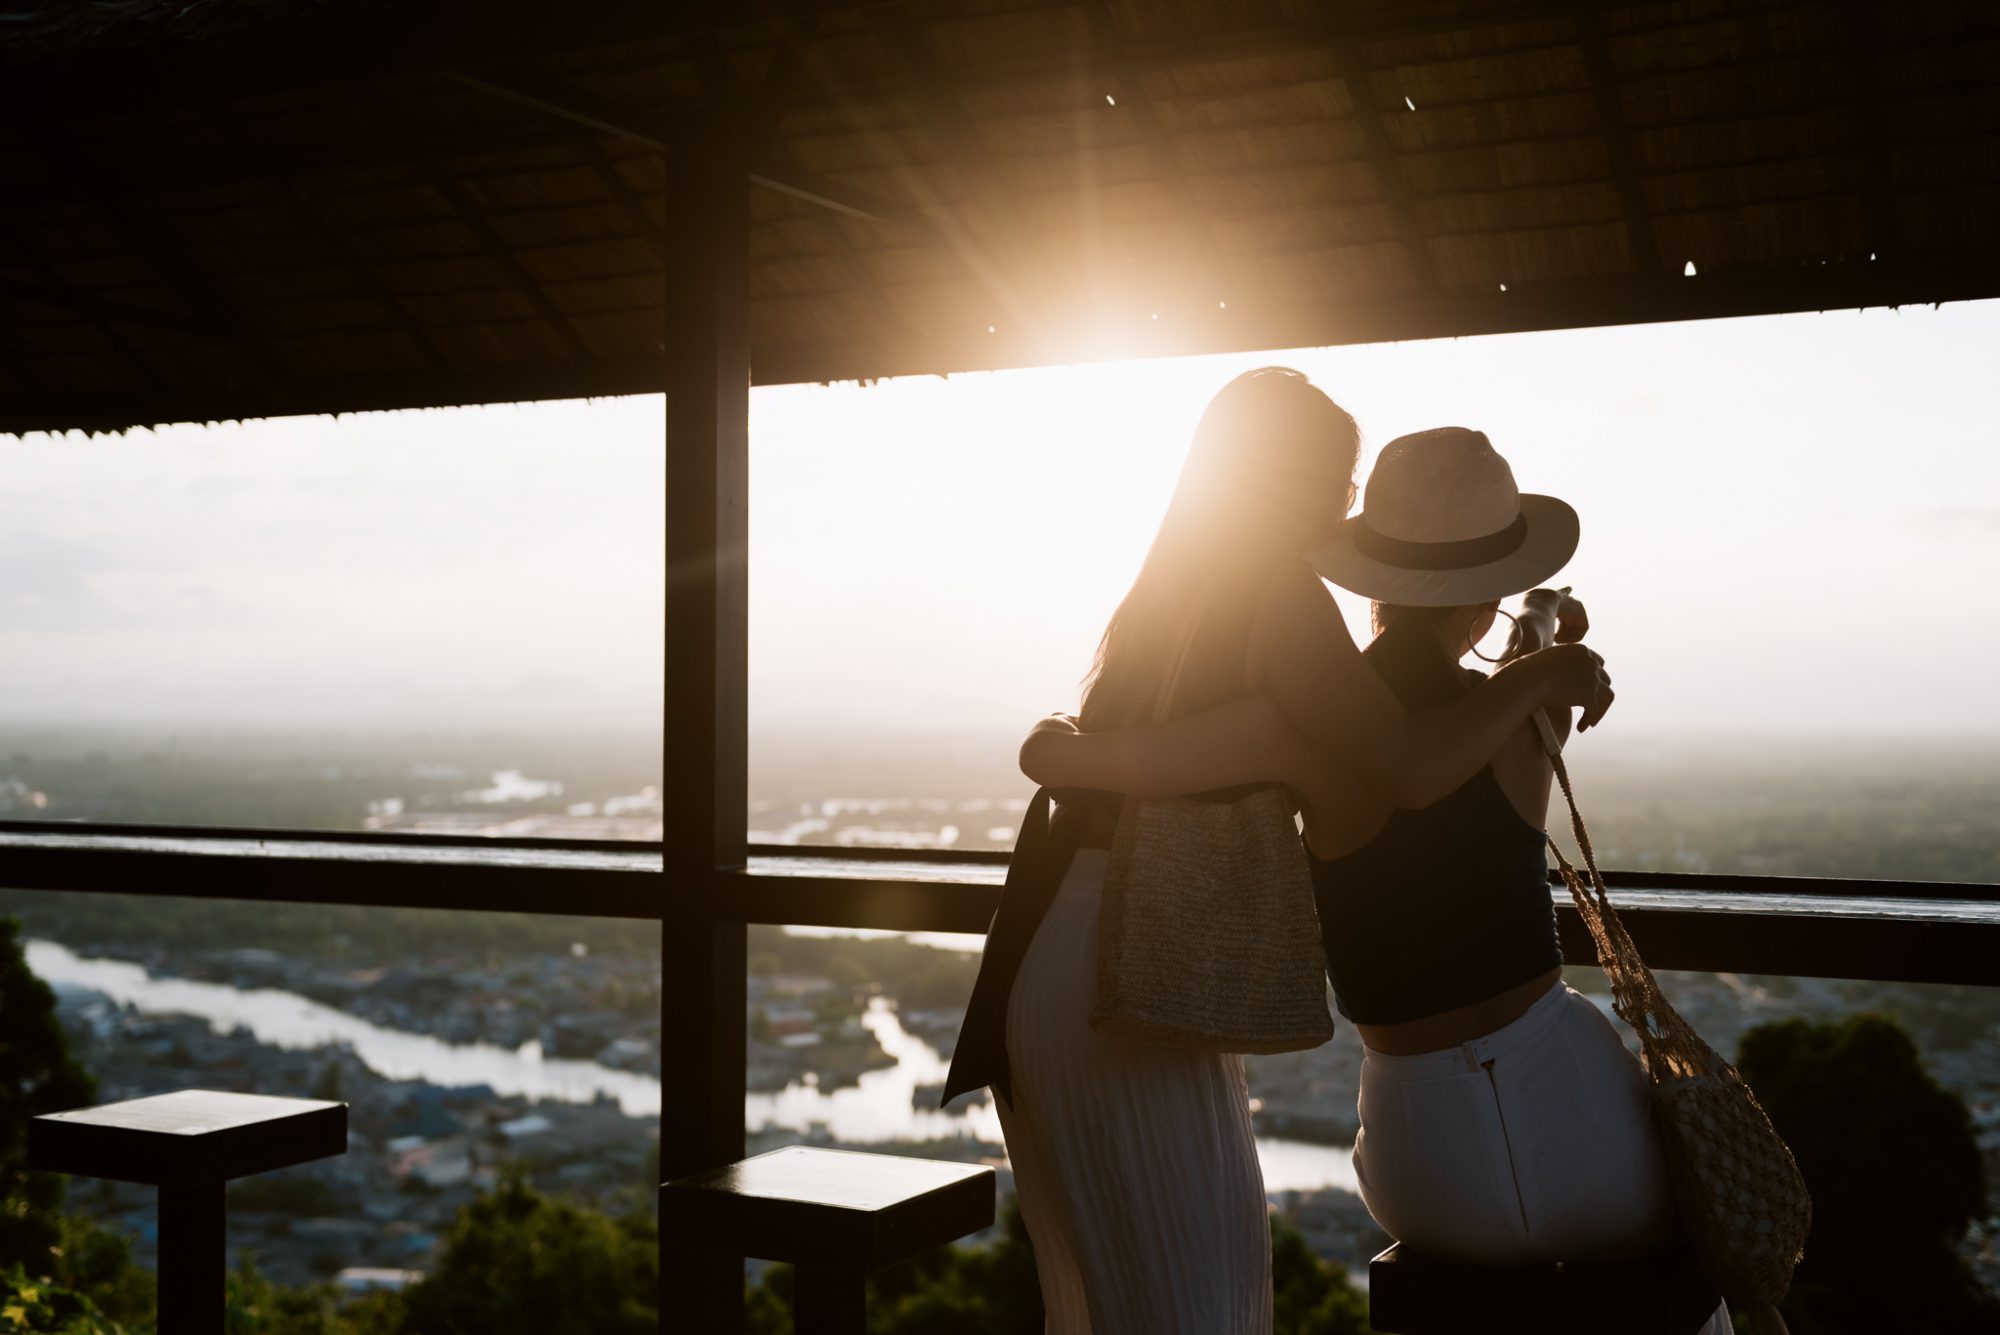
<box><xmin>3</xmin><ymin>0</ymin><xmax>1997</xmax><ymax>432</ymax></box>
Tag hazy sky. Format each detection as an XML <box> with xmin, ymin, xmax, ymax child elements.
<box><xmin>4</xmin><ymin>301</ymin><xmax>1998</xmax><ymax>746</ymax></box>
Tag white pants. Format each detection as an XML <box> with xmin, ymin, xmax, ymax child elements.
<box><xmin>1354</xmin><ymin>981</ymin><xmax>1730</xmax><ymax>1334</ymax></box>
<box><xmin>998</xmin><ymin>850</ymin><xmax>1273</xmax><ymax>1335</ymax></box>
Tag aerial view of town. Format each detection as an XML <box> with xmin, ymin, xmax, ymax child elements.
<box><xmin>1</xmin><ymin>721</ymin><xmax>1996</xmax><ymax>1330</ymax></box>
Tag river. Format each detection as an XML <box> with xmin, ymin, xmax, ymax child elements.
<box><xmin>25</xmin><ymin>939</ymin><xmax>1359</xmax><ymax>1195</ymax></box>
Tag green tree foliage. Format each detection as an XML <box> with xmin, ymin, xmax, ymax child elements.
<box><xmin>1270</xmin><ymin>1215</ymin><xmax>1377</xmax><ymax>1335</ymax></box>
<box><xmin>1736</xmin><ymin>1013</ymin><xmax>2000</xmax><ymax>1334</ymax></box>
<box><xmin>861</xmin><ymin>1193</ymin><xmax>1047</xmax><ymax>1334</ymax></box>
<box><xmin>0</xmin><ymin>1263</ymin><xmax>128</xmax><ymax>1335</ymax></box>
<box><xmin>0</xmin><ymin>918</ymin><xmax>97</xmax><ymax>1273</ymax></box>
<box><xmin>394</xmin><ymin>1173</ymin><xmax>656</xmax><ymax>1335</ymax></box>
<box><xmin>224</xmin><ymin>1260</ymin><xmax>403</xmax><ymax>1335</ymax></box>
<box><xmin>743</xmin><ymin>1194</ymin><xmax>1042</xmax><ymax>1335</ymax></box>
<box><xmin>0</xmin><ymin>918</ymin><xmax>155</xmax><ymax>1331</ymax></box>
<box><xmin>45</xmin><ymin>1216</ymin><xmax>153</xmax><ymax>1331</ymax></box>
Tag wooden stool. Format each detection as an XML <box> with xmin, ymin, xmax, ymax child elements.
<box><xmin>28</xmin><ymin>1089</ymin><xmax>347</xmax><ymax>1335</ymax></box>
<box><xmin>661</xmin><ymin>1145</ymin><xmax>995</xmax><ymax>1335</ymax></box>
<box><xmin>1368</xmin><ymin>1242</ymin><xmax>1722</xmax><ymax>1335</ymax></box>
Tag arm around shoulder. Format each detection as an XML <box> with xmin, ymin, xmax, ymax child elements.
<box><xmin>1247</xmin><ymin>564</ymin><xmax>1606</xmax><ymax>808</ymax></box>
<box><xmin>1017</xmin><ymin>698</ymin><xmax>1320</xmax><ymax>797</ymax></box>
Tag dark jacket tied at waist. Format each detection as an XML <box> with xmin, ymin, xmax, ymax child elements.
<box><xmin>940</xmin><ymin>787</ymin><xmax>1108</xmax><ymax>1109</ymax></box>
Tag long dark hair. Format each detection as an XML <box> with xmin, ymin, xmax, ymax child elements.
<box><xmin>1079</xmin><ymin>368</ymin><xmax>1359</xmax><ymax>729</ymax></box>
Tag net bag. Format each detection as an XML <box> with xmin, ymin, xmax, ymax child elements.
<box><xmin>1546</xmin><ymin>738</ymin><xmax>1811</xmax><ymax>1335</ymax></box>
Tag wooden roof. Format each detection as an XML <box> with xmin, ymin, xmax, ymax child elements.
<box><xmin>3</xmin><ymin>0</ymin><xmax>1998</xmax><ymax>433</ymax></box>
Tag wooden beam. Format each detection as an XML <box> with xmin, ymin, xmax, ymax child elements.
<box><xmin>197</xmin><ymin>107</ymin><xmax>455</xmax><ymax>371</ymax></box>
<box><xmin>659</xmin><ymin>164</ymin><xmax>750</xmax><ymax>1333</ymax></box>
<box><xmin>6</xmin><ymin>0</ymin><xmax>1817</xmax><ymax>119</ymax></box>
<box><xmin>685</xmin><ymin>20</ymin><xmax>909</xmax><ymax>350</ymax></box>
<box><xmin>367</xmin><ymin>89</ymin><xmax>597</xmax><ymax>361</ymax></box>
<box><xmin>0</xmin><ymin>218</ymin><xmax>165</xmax><ymax>392</ymax></box>
<box><xmin>3</xmin><ymin>0</ymin><xmax>895</xmax><ymax>115</ymax></box>
<box><xmin>10</xmin><ymin>247</ymin><xmax>2000</xmax><ymax>436</ymax></box>
<box><xmin>1322</xmin><ymin>33</ymin><xmax>1439</xmax><ymax>290</ymax></box>
<box><xmin>0</xmin><ymin>353</ymin><xmax>669</xmax><ymax>436</ymax></box>
<box><xmin>757</xmin><ymin>12</ymin><xmax>824</xmax><ymax>122</ymax></box>
<box><xmin>28</xmin><ymin>140</ymin><xmax>250</xmax><ymax>339</ymax></box>
<box><xmin>1577</xmin><ymin>11</ymin><xmax>1664</xmax><ymax>276</ymax></box>
<box><xmin>771</xmin><ymin>0</ymin><xmax>1765</xmax><ymax>123</ymax></box>
<box><xmin>1843</xmin><ymin>0</ymin><xmax>1899</xmax><ymax>258</ymax></box>
<box><xmin>22</xmin><ymin>135</ymin><xmax>301</xmax><ymax>397</ymax></box>
<box><xmin>1077</xmin><ymin>0</ymin><xmax>1244</xmax><ymax>307</ymax></box>
<box><xmin>24</xmin><ymin>32</ymin><xmax>1980</xmax><ymax>215</ymax></box>
<box><xmin>446</xmin><ymin>70</ymin><xmax>938</xmax><ymax>237</ymax></box>
<box><xmin>863</xmin><ymin>4</ymin><xmax>1048</xmax><ymax>331</ymax></box>
<box><xmin>0</xmin><ymin>280</ymin><xmax>218</xmax><ymax>338</ymax></box>
<box><xmin>736</xmin><ymin>248</ymin><xmax>2000</xmax><ymax>386</ymax></box>
<box><xmin>583</xmin><ymin>140</ymin><xmax>670</xmax><ymax>267</ymax></box>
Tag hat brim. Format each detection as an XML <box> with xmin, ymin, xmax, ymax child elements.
<box><xmin>1307</xmin><ymin>493</ymin><xmax>1579</xmax><ymax>606</ymax></box>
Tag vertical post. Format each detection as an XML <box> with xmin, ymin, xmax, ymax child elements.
<box><xmin>156</xmin><ymin>1180</ymin><xmax>225</xmax><ymax>1335</ymax></box>
<box><xmin>659</xmin><ymin>163</ymin><xmax>751</xmax><ymax>1334</ymax></box>
<box><xmin>793</xmin><ymin>1265</ymin><xmax>868</xmax><ymax>1335</ymax></box>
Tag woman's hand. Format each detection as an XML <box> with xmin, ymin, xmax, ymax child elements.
<box><xmin>1505</xmin><ymin>587</ymin><xmax>1588</xmax><ymax>661</ymax></box>
<box><xmin>1523</xmin><ymin>642</ymin><xmax>1614</xmax><ymax>732</ymax></box>
<box><xmin>1549</xmin><ymin>588</ymin><xmax>1590</xmax><ymax>643</ymax></box>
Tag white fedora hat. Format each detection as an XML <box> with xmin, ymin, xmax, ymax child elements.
<box><xmin>1309</xmin><ymin>427</ymin><xmax>1578</xmax><ymax>606</ymax></box>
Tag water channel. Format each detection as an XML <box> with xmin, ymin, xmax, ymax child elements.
<box><xmin>26</xmin><ymin>938</ymin><xmax>1359</xmax><ymax>1194</ymax></box>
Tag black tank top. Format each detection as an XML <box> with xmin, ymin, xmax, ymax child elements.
<box><xmin>1311</xmin><ymin>622</ymin><xmax>1561</xmax><ymax>1025</ymax></box>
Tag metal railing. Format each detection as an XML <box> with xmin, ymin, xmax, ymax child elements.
<box><xmin>9</xmin><ymin>816</ymin><xmax>1998</xmax><ymax>1334</ymax></box>
<box><xmin>4</xmin><ymin>821</ymin><xmax>1996</xmax><ymax>986</ymax></box>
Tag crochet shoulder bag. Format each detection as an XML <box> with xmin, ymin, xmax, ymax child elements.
<box><xmin>1089</xmin><ymin>583</ymin><xmax>1334</xmax><ymax>1054</ymax></box>
<box><xmin>1539</xmin><ymin>712</ymin><xmax>1811</xmax><ymax>1335</ymax></box>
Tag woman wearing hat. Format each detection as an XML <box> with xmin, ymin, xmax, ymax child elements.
<box><xmin>945</xmin><ymin>377</ymin><xmax>1615</xmax><ymax>1334</ymax></box>
<box><xmin>1021</xmin><ymin>426</ymin><xmax>1726</xmax><ymax>1332</ymax></box>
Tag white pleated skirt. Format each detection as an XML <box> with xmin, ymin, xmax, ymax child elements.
<box><xmin>997</xmin><ymin>849</ymin><xmax>1273</xmax><ymax>1335</ymax></box>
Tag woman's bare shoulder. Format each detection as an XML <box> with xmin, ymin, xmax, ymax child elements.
<box><xmin>1245</xmin><ymin>554</ymin><xmax>1349</xmax><ymax>677</ymax></box>
<box><xmin>1247</xmin><ymin>554</ymin><xmax>1335</xmax><ymax>631</ymax></box>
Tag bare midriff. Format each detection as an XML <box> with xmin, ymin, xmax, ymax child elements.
<box><xmin>1353</xmin><ymin>965</ymin><xmax>1564</xmax><ymax>1056</ymax></box>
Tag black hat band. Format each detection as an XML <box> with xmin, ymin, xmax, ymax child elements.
<box><xmin>1352</xmin><ymin>512</ymin><xmax>1528</xmax><ymax>571</ymax></box>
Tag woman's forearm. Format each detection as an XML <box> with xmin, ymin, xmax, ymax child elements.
<box><xmin>1019</xmin><ymin>697</ymin><xmax>1315</xmax><ymax>796</ymax></box>
<box><xmin>1261</xmin><ymin>620</ymin><xmax>1566</xmax><ymax>808</ymax></box>
<box><xmin>1362</xmin><ymin>654</ymin><xmax>1555</xmax><ymax>807</ymax></box>
<box><xmin>1250</xmin><ymin>568</ymin><xmax>1588</xmax><ymax>809</ymax></box>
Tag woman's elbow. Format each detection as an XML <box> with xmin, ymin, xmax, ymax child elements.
<box><xmin>1020</xmin><ymin>730</ymin><xmax>1086</xmax><ymax>788</ymax></box>
<box><xmin>1018</xmin><ymin>733</ymin><xmax>1056</xmax><ymax>786</ymax></box>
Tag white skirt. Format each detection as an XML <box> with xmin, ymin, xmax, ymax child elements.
<box><xmin>997</xmin><ymin>849</ymin><xmax>1273</xmax><ymax>1335</ymax></box>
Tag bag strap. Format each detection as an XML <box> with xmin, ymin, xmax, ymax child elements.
<box><xmin>1534</xmin><ymin>708</ymin><xmax>1655</xmax><ymax>1037</ymax></box>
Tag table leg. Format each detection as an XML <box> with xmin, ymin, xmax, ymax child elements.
<box><xmin>156</xmin><ymin>1180</ymin><xmax>225</xmax><ymax>1335</ymax></box>
<box><xmin>792</xmin><ymin>1264</ymin><xmax>866</xmax><ymax>1335</ymax></box>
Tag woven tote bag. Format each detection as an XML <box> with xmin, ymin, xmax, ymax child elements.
<box><xmin>1541</xmin><ymin>718</ymin><xmax>1810</xmax><ymax>1335</ymax></box>
<box><xmin>1089</xmin><ymin>580</ymin><xmax>1333</xmax><ymax>1054</ymax></box>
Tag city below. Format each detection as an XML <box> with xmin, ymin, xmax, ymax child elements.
<box><xmin>1</xmin><ymin>724</ymin><xmax>1997</xmax><ymax>1303</ymax></box>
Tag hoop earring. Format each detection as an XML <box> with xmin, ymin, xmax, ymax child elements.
<box><xmin>1467</xmin><ymin>608</ymin><xmax>1520</xmax><ymax>664</ymax></box>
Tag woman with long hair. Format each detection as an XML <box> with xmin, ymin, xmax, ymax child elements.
<box><xmin>942</xmin><ymin>381</ymin><xmax>1612</xmax><ymax>1334</ymax></box>
<box><xmin>1015</xmin><ymin>427</ymin><xmax>1727</xmax><ymax>1335</ymax></box>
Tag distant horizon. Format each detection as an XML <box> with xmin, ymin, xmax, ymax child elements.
<box><xmin>4</xmin><ymin>301</ymin><xmax>1998</xmax><ymax>745</ymax></box>
<box><xmin>1</xmin><ymin>713</ymin><xmax>1997</xmax><ymax>751</ymax></box>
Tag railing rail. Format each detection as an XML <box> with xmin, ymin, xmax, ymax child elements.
<box><xmin>3</xmin><ymin>822</ymin><xmax>1996</xmax><ymax>986</ymax></box>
